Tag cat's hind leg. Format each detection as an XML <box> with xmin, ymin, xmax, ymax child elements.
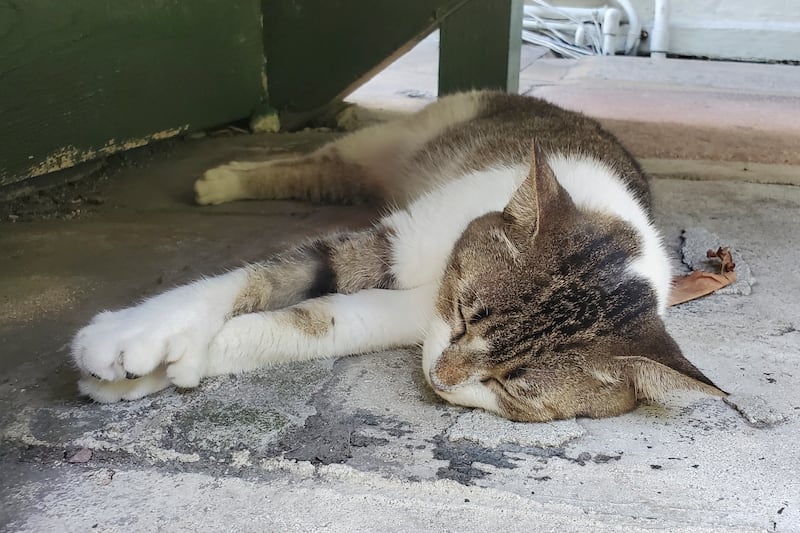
<box><xmin>195</xmin><ymin>91</ymin><xmax>485</xmax><ymax>207</ymax></box>
<box><xmin>195</xmin><ymin>152</ymin><xmax>382</xmax><ymax>206</ymax></box>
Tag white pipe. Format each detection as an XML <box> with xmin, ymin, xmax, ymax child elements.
<box><xmin>574</xmin><ymin>24</ymin><xmax>586</xmax><ymax>47</ymax></box>
<box><xmin>523</xmin><ymin>20</ymin><xmax>589</xmax><ymax>31</ymax></box>
<box><xmin>522</xmin><ymin>30</ymin><xmax>592</xmax><ymax>59</ymax></box>
<box><xmin>612</xmin><ymin>0</ymin><xmax>641</xmax><ymax>54</ymax></box>
<box><xmin>650</xmin><ymin>0</ymin><xmax>670</xmax><ymax>58</ymax></box>
<box><xmin>522</xmin><ymin>1</ymin><xmax>642</xmax><ymax>57</ymax></box>
<box><xmin>574</xmin><ymin>23</ymin><xmax>602</xmax><ymax>49</ymax></box>
<box><xmin>524</xmin><ymin>6</ymin><xmax>607</xmax><ymax>21</ymax></box>
<box><xmin>602</xmin><ymin>8</ymin><xmax>622</xmax><ymax>55</ymax></box>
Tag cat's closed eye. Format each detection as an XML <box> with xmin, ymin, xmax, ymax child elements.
<box><xmin>503</xmin><ymin>366</ymin><xmax>528</xmax><ymax>381</ymax></box>
<box><xmin>449</xmin><ymin>330</ymin><xmax>466</xmax><ymax>343</ymax></box>
<box><xmin>450</xmin><ymin>304</ymin><xmax>492</xmax><ymax>343</ymax></box>
<box><xmin>468</xmin><ymin>307</ymin><xmax>492</xmax><ymax>324</ymax></box>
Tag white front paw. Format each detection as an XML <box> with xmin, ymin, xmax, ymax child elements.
<box><xmin>71</xmin><ymin>299</ymin><xmax>225</xmax><ymax>401</ymax></box>
<box><xmin>72</xmin><ymin>271</ymin><xmax>247</xmax><ymax>402</ymax></box>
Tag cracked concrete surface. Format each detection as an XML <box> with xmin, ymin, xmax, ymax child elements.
<box><xmin>3</xmin><ymin>54</ymin><xmax>800</xmax><ymax>530</ymax></box>
<box><xmin>2</xmin><ymin>130</ymin><xmax>798</xmax><ymax>532</ymax></box>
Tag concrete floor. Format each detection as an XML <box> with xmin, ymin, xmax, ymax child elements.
<box><xmin>2</xmin><ymin>47</ymin><xmax>800</xmax><ymax>532</ymax></box>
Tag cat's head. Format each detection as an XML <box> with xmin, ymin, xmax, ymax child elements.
<box><xmin>422</xmin><ymin>144</ymin><xmax>725</xmax><ymax>422</ymax></box>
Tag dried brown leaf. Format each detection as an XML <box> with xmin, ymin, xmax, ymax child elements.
<box><xmin>668</xmin><ymin>245</ymin><xmax>737</xmax><ymax>307</ymax></box>
<box><xmin>707</xmin><ymin>246</ymin><xmax>736</xmax><ymax>273</ymax></box>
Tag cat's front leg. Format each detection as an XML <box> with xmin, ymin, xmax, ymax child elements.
<box><xmin>205</xmin><ymin>285</ymin><xmax>437</xmax><ymax>374</ymax></box>
<box><xmin>72</xmin><ymin>225</ymin><xmax>406</xmax><ymax>402</ymax></box>
<box><xmin>72</xmin><ymin>270</ymin><xmax>250</xmax><ymax>401</ymax></box>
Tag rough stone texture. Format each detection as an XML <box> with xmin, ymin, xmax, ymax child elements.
<box><xmin>723</xmin><ymin>394</ymin><xmax>788</xmax><ymax>428</ymax></box>
<box><xmin>446</xmin><ymin>411</ymin><xmax>585</xmax><ymax>448</ymax></box>
<box><xmin>6</xmin><ymin>466</ymin><xmax>759</xmax><ymax>533</ymax></box>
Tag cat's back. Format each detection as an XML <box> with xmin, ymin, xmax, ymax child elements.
<box><xmin>413</xmin><ymin>91</ymin><xmax>651</xmax><ymax>209</ymax></box>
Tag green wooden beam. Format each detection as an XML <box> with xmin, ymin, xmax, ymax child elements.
<box><xmin>261</xmin><ymin>0</ymin><xmax>468</xmax><ymax>115</ymax></box>
<box><xmin>2</xmin><ymin>0</ymin><xmax>527</xmax><ymax>187</ymax></box>
<box><xmin>262</xmin><ymin>0</ymin><xmax>523</xmax><ymax>118</ymax></box>
<box><xmin>438</xmin><ymin>0</ymin><xmax>523</xmax><ymax>95</ymax></box>
<box><xmin>0</xmin><ymin>1</ymin><xmax>265</xmax><ymax>187</ymax></box>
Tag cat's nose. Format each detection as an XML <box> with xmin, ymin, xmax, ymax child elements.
<box><xmin>427</xmin><ymin>371</ymin><xmax>452</xmax><ymax>393</ymax></box>
<box><xmin>429</xmin><ymin>349</ymin><xmax>471</xmax><ymax>391</ymax></box>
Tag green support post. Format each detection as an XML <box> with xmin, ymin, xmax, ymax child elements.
<box><xmin>438</xmin><ymin>0</ymin><xmax>523</xmax><ymax>95</ymax></box>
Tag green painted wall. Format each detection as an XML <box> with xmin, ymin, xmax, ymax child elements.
<box><xmin>0</xmin><ymin>1</ymin><xmax>265</xmax><ymax>187</ymax></box>
<box><xmin>1</xmin><ymin>0</ymin><xmax>521</xmax><ymax>188</ymax></box>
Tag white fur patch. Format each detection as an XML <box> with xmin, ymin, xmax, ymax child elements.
<box><xmin>71</xmin><ymin>269</ymin><xmax>249</xmax><ymax>398</ymax></box>
<box><xmin>548</xmin><ymin>153</ymin><xmax>672</xmax><ymax>313</ymax></box>
<box><xmin>437</xmin><ymin>383</ymin><xmax>502</xmax><ymax>415</ymax></box>
<box><xmin>422</xmin><ymin>315</ymin><xmax>451</xmax><ymax>384</ymax></box>
<box><xmin>384</xmin><ymin>165</ymin><xmax>527</xmax><ymax>288</ymax></box>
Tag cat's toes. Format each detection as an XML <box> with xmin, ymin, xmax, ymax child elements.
<box><xmin>72</xmin><ymin>317</ymin><xmax>129</xmax><ymax>381</ymax></box>
<box><xmin>163</xmin><ymin>333</ymin><xmax>205</xmax><ymax>388</ymax></box>
<box><xmin>195</xmin><ymin>166</ymin><xmax>245</xmax><ymax>205</ymax></box>
<box><xmin>118</xmin><ymin>336</ymin><xmax>168</xmax><ymax>378</ymax></box>
<box><xmin>71</xmin><ymin>279</ymin><xmax>234</xmax><ymax>401</ymax></box>
<box><xmin>73</xmin><ymin>319</ymin><xmax>166</xmax><ymax>382</ymax></box>
<box><xmin>72</xmin><ymin>308</ymin><xmax>210</xmax><ymax>386</ymax></box>
<box><xmin>78</xmin><ymin>367</ymin><xmax>171</xmax><ymax>402</ymax></box>
<box><xmin>73</xmin><ymin>326</ymin><xmax>207</xmax><ymax>399</ymax></box>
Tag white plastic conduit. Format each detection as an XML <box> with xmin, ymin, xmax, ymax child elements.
<box><xmin>612</xmin><ymin>0</ymin><xmax>642</xmax><ymax>54</ymax></box>
<box><xmin>602</xmin><ymin>8</ymin><xmax>622</xmax><ymax>55</ymax></box>
<box><xmin>650</xmin><ymin>0</ymin><xmax>670</xmax><ymax>58</ymax></box>
<box><xmin>521</xmin><ymin>0</ymin><xmax>645</xmax><ymax>57</ymax></box>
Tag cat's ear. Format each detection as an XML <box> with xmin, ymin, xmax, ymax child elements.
<box><xmin>614</xmin><ymin>324</ymin><xmax>726</xmax><ymax>400</ymax></box>
<box><xmin>502</xmin><ymin>142</ymin><xmax>574</xmax><ymax>242</ymax></box>
<box><xmin>616</xmin><ymin>356</ymin><xmax>726</xmax><ymax>400</ymax></box>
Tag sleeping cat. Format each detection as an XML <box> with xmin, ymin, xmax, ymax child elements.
<box><xmin>71</xmin><ymin>91</ymin><xmax>725</xmax><ymax>422</ymax></box>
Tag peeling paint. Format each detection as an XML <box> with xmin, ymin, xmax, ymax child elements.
<box><xmin>260</xmin><ymin>49</ymin><xmax>269</xmax><ymax>98</ymax></box>
<box><xmin>24</xmin><ymin>126</ymin><xmax>189</xmax><ymax>180</ymax></box>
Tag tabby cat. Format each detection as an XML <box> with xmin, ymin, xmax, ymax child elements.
<box><xmin>71</xmin><ymin>91</ymin><xmax>724</xmax><ymax>421</ymax></box>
